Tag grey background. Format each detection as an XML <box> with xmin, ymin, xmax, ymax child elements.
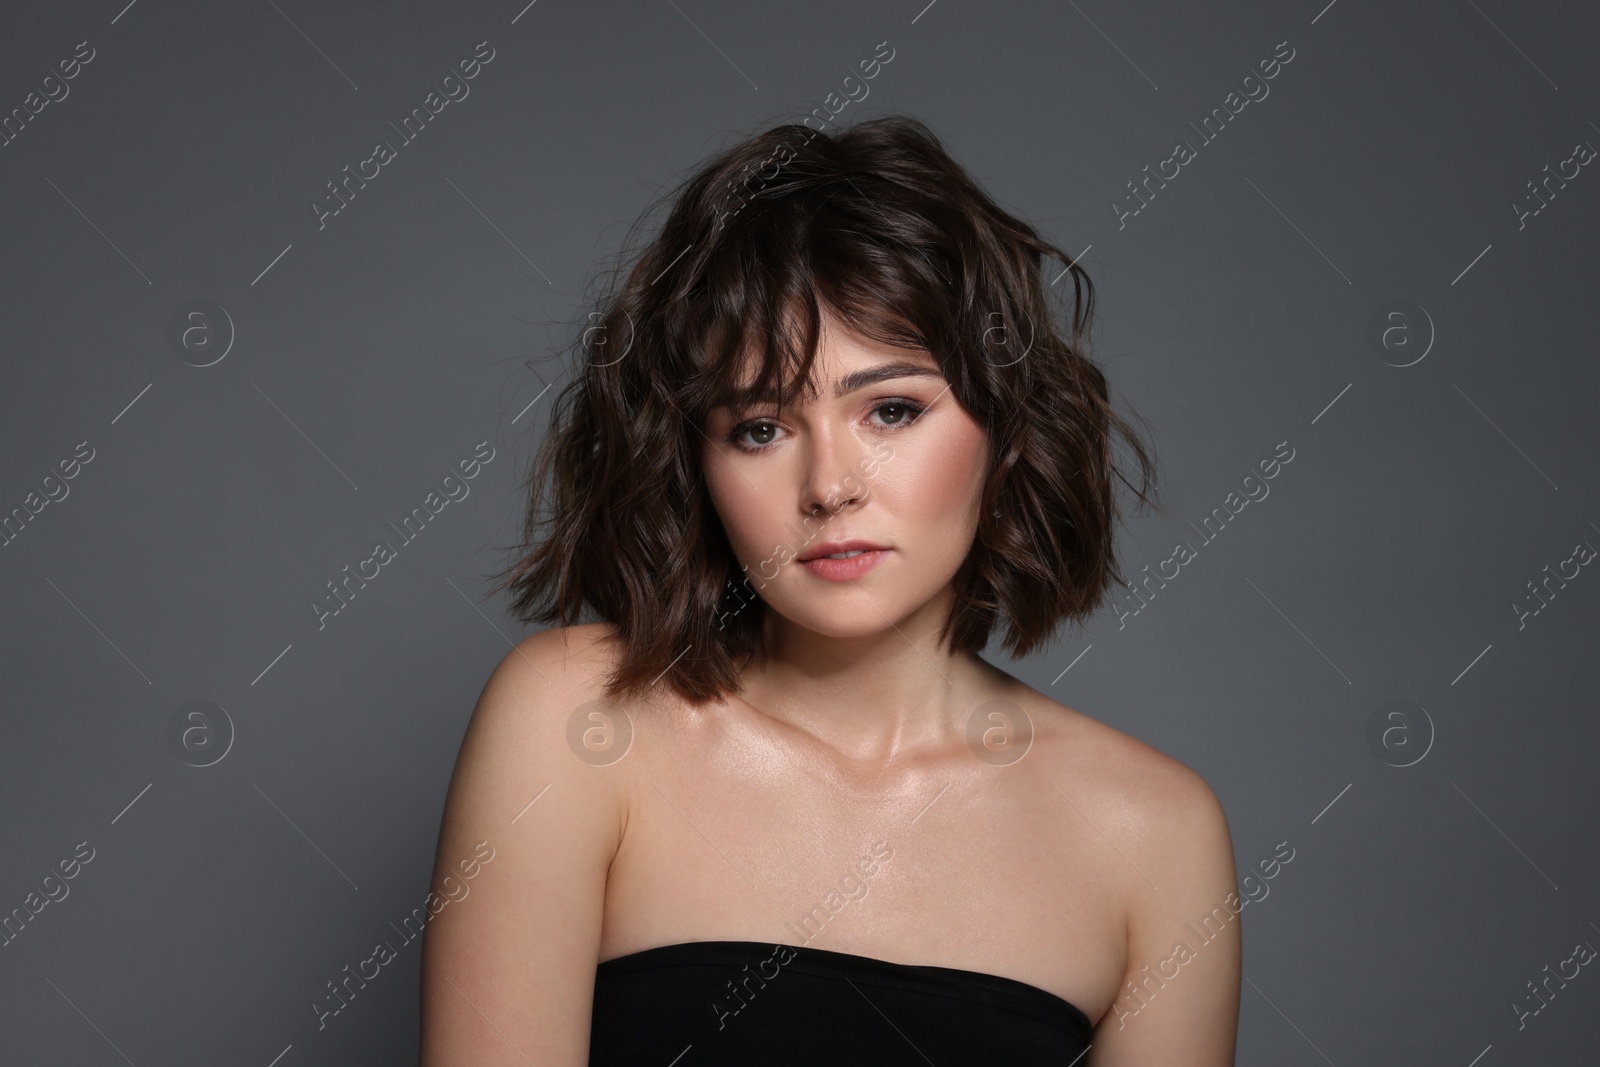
<box><xmin>1</xmin><ymin>0</ymin><xmax>1596</xmax><ymax>1063</ymax></box>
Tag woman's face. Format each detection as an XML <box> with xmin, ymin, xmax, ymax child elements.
<box><xmin>702</xmin><ymin>304</ymin><xmax>991</xmax><ymax>643</ymax></box>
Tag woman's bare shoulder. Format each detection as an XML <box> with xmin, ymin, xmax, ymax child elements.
<box><xmin>447</xmin><ymin>622</ymin><xmax>637</xmax><ymax>800</ymax></box>
<box><xmin>989</xmin><ymin>669</ymin><xmax>1227</xmax><ymax>830</ymax></box>
<box><xmin>510</xmin><ymin>620</ymin><xmax>623</xmax><ymax>673</ymax></box>
<box><xmin>479</xmin><ymin>622</ymin><xmax>625</xmax><ymax>710</ymax></box>
<box><xmin>424</xmin><ymin>623</ymin><xmax>630</xmax><ymax>1063</ymax></box>
<box><xmin>1000</xmin><ymin>678</ymin><xmax>1236</xmax><ymax>935</ymax></box>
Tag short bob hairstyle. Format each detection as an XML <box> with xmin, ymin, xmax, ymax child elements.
<box><xmin>494</xmin><ymin>114</ymin><xmax>1157</xmax><ymax>706</ymax></box>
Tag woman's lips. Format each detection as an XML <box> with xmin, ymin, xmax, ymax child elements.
<box><xmin>800</xmin><ymin>548</ymin><xmax>888</xmax><ymax>581</ymax></box>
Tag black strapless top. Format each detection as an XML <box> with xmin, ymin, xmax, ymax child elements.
<box><xmin>590</xmin><ymin>940</ymin><xmax>1093</xmax><ymax>1065</ymax></box>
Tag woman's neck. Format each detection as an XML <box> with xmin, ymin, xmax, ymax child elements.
<box><xmin>734</xmin><ymin>606</ymin><xmax>1000</xmax><ymax>765</ymax></box>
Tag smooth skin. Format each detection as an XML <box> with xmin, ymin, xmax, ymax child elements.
<box><xmin>420</xmin><ymin>304</ymin><xmax>1241</xmax><ymax>1064</ymax></box>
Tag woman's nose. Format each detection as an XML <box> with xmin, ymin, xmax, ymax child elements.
<box><xmin>800</xmin><ymin>422</ymin><xmax>868</xmax><ymax>515</ymax></box>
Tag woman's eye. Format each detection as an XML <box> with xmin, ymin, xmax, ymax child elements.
<box><xmin>727</xmin><ymin>420</ymin><xmax>781</xmax><ymax>448</ymax></box>
<box><xmin>725</xmin><ymin>400</ymin><xmax>925</xmax><ymax>451</ymax></box>
<box><xmin>873</xmin><ymin>401</ymin><xmax>925</xmax><ymax>426</ymax></box>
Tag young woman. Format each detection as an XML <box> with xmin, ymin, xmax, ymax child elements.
<box><xmin>420</xmin><ymin>115</ymin><xmax>1241</xmax><ymax>1065</ymax></box>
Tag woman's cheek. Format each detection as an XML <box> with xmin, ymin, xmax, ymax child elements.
<box><xmin>706</xmin><ymin>460</ymin><xmax>777</xmax><ymax>565</ymax></box>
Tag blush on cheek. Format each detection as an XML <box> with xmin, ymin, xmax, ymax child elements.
<box><xmin>912</xmin><ymin>427</ymin><xmax>987</xmax><ymax>513</ymax></box>
<box><xmin>893</xmin><ymin>417</ymin><xmax>990</xmax><ymax>575</ymax></box>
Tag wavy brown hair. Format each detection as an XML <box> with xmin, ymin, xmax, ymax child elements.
<box><xmin>492</xmin><ymin>114</ymin><xmax>1158</xmax><ymax>706</ymax></box>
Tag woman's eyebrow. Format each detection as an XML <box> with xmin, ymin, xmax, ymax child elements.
<box><xmin>727</xmin><ymin>362</ymin><xmax>945</xmax><ymax>408</ymax></box>
<box><xmin>830</xmin><ymin>362</ymin><xmax>945</xmax><ymax>397</ymax></box>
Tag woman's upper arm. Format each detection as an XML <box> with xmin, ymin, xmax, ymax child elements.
<box><xmin>420</xmin><ymin>627</ymin><xmax>627</xmax><ymax>1066</ymax></box>
<box><xmin>1090</xmin><ymin>761</ymin><xmax>1242</xmax><ymax>1066</ymax></box>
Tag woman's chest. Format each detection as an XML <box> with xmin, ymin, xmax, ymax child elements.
<box><xmin>596</xmin><ymin>734</ymin><xmax>1131</xmax><ymax>1024</ymax></box>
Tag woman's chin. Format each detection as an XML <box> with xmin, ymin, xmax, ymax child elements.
<box><xmin>767</xmin><ymin>603</ymin><xmax>915</xmax><ymax>643</ymax></box>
